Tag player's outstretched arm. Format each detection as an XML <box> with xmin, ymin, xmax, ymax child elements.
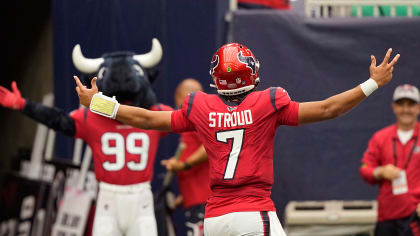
<box><xmin>117</xmin><ymin>105</ymin><xmax>172</xmax><ymax>131</ymax></box>
<box><xmin>298</xmin><ymin>48</ymin><xmax>400</xmax><ymax>125</ymax></box>
<box><xmin>74</xmin><ymin>76</ymin><xmax>172</xmax><ymax>131</ymax></box>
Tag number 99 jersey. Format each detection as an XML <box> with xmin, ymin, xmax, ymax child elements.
<box><xmin>70</xmin><ymin>104</ymin><xmax>173</xmax><ymax>185</ymax></box>
<box><xmin>171</xmin><ymin>88</ymin><xmax>299</xmax><ymax>218</ymax></box>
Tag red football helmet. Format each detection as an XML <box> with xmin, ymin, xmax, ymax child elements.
<box><xmin>209</xmin><ymin>43</ymin><xmax>260</xmax><ymax>96</ymax></box>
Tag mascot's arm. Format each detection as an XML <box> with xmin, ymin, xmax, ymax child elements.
<box><xmin>0</xmin><ymin>81</ymin><xmax>76</xmax><ymax>136</ymax></box>
<box><xmin>22</xmin><ymin>100</ymin><xmax>76</xmax><ymax>137</ymax></box>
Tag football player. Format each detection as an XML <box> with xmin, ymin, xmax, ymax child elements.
<box><xmin>74</xmin><ymin>43</ymin><xmax>399</xmax><ymax>236</ymax></box>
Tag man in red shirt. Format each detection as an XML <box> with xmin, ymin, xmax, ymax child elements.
<box><xmin>74</xmin><ymin>43</ymin><xmax>399</xmax><ymax>235</ymax></box>
<box><xmin>360</xmin><ymin>84</ymin><xmax>420</xmax><ymax>236</ymax></box>
<box><xmin>161</xmin><ymin>78</ymin><xmax>211</xmax><ymax>236</ymax></box>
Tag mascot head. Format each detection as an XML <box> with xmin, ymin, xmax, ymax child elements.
<box><xmin>72</xmin><ymin>38</ymin><xmax>162</xmax><ymax>108</ymax></box>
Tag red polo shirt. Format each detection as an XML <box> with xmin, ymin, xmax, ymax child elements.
<box><xmin>360</xmin><ymin>122</ymin><xmax>420</xmax><ymax>221</ymax></box>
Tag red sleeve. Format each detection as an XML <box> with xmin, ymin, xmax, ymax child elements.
<box><xmin>150</xmin><ymin>103</ymin><xmax>174</xmax><ymax>112</ymax></box>
<box><xmin>273</xmin><ymin>87</ymin><xmax>299</xmax><ymax>126</ymax></box>
<box><xmin>69</xmin><ymin>107</ymin><xmax>89</xmax><ymax>140</ymax></box>
<box><xmin>360</xmin><ymin>133</ymin><xmax>381</xmax><ymax>185</ymax></box>
<box><xmin>170</xmin><ymin>94</ymin><xmax>195</xmax><ymax>133</ymax></box>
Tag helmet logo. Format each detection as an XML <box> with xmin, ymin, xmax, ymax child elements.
<box><xmin>238</xmin><ymin>51</ymin><xmax>256</xmax><ymax>75</ymax></box>
<box><xmin>227</xmin><ymin>67</ymin><xmax>232</xmax><ymax>72</ymax></box>
<box><xmin>210</xmin><ymin>55</ymin><xmax>219</xmax><ymax>75</ymax></box>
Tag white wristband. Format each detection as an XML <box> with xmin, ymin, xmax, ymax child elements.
<box><xmin>90</xmin><ymin>92</ymin><xmax>120</xmax><ymax>119</ymax></box>
<box><xmin>360</xmin><ymin>78</ymin><xmax>378</xmax><ymax>97</ymax></box>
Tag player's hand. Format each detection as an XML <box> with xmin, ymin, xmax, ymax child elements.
<box><xmin>378</xmin><ymin>164</ymin><xmax>401</xmax><ymax>181</ymax></box>
<box><xmin>74</xmin><ymin>76</ymin><xmax>98</xmax><ymax>107</ymax></box>
<box><xmin>369</xmin><ymin>48</ymin><xmax>400</xmax><ymax>87</ymax></box>
<box><xmin>161</xmin><ymin>157</ymin><xmax>185</xmax><ymax>172</ymax></box>
<box><xmin>0</xmin><ymin>81</ymin><xmax>26</xmax><ymax>110</ymax></box>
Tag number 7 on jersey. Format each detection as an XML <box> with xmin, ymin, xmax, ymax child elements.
<box><xmin>216</xmin><ymin>129</ymin><xmax>245</xmax><ymax>180</ymax></box>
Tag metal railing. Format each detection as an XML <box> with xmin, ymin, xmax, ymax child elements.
<box><xmin>306</xmin><ymin>0</ymin><xmax>420</xmax><ymax>18</ymax></box>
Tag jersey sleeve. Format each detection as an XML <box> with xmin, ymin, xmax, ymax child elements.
<box><xmin>171</xmin><ymin>94</ymin><xmax>196</xmax><ymax>133</ymax></box>
<box><xmin>150</xmin><ymin>103</ymin><xmax>174</xmax><ymax>112</ymax></box>
<box><xmin>271</xmin><ymin>87</ymin><xmax>300</xmax><ymax>126</ymax></box>
<box><xmin>360</xmin><ymin>133</ymin><xmax>381</xmax><ymax>185</ymax></box>
<box><xmin>69</xmin><ymin>107</ymin><xmax>89</xmax><ymax>140</ymax></box>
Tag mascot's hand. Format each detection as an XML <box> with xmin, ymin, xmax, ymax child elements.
<box><xmin>0</xmin><ymin>81</ymin><xmax>25</xmax><ymax>110</ymax></box>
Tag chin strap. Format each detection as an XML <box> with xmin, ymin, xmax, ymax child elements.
<box><xmin>90</xmin><ymin>92</ymin><xmax>120</xmax><ymax>119</ymax></box>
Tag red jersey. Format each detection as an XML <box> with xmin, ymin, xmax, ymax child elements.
<box><xmin>70</xmin><ymin>104</ymin><xmax>172</xmax><ymax>185</ymax></box>
<box><xmin>360</xmin><ymin>122</ymin><xmax>420</xmax><ymax>221</ymax></box>
<box><xmin>171</xmin><ymin>88</ymin><xmax>299</xmax><ymax>217</ymax></box>
<box><xmin>177</xmin><ymin>131</ymin><xmax>211</xmax><ymax>208</ymax></box>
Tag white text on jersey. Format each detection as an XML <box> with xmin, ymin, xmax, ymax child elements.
<box><xmin>209</xmin><ymin>110</ymin><xmax>253</xmax><ymax>128</ymax></box>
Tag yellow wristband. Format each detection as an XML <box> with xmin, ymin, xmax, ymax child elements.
<box><xmin>90</xmin><ymin>92</ymin><xmax>120</xmax><ymax>119</ymax></box>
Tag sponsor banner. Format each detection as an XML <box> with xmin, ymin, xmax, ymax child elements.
<box><xmin>0</xmin><ymin>159</ymin><xmax>97</xmax><ymax>236</ymax></box>
<box><xmin>0</xmin><ymin>172</ymin><xmax>50</xmax><ymax>236</ymax></box>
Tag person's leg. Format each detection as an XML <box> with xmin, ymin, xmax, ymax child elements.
<box><xmin>408</xmin><ymin>220</ymin><xmax>420</xmax><ymax>236</ymax></box>
<box><xmin>92</xmin><ymin>188</ymin><xmax>122</xmax><ymax>236</ymax></box>
<box><xmin>267</xmin><ymin>211</ymin><xmax>287</xmax><ymax>236</ymax></box>
<box><xmin>126</xmin><ymin>186</ymin><xmax>157</xmax><ymax>236</ymax></box>
<box><xmin>204</xmin><ymin>213</ymin><xmax>232</xmax><ymax>236</ymax></box>
<box><xmin>397</xmin><ymin>212</ymin><xmax>420</xmax><ymax>236</ymax></box>
<box><xmin>375</xmin><ymin>220</ymin><xmax>398</xmax><ymax>236</ymax></box>
<box><xmin>185</xmin><ymin>204</ymin><xmax>205</xmax><ymax>236</ymax></box>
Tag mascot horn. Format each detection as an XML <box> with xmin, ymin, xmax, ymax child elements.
<box><xmin>72</xmin><ymin>38</ymin><xmax>162</xmax><ymax>108</ymax></box>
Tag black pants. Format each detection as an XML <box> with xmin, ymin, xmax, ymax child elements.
<box><xmin>184</xmin><ymin>204</ymin><xmax>206</xmax><ymax>236</ymax></box>
<box><xmin>375</xmin><ymin>212</ymin><xmax>420</xmax><ymax>236</ymax></box>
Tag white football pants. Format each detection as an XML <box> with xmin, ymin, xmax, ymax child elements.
<box><xmin>92</xmin><ymin>182</ymin><xmax>157</xmax><ymax>236</ymax></box>
<box><xmin>204</xmin><ymin>211</ymin><xmax>287</xmax><ymax>236</ymax></box>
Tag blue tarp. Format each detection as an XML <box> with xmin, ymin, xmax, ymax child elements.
<box><xmin>230</xmin><ymin>10</ymin><xmax>420</xmax><ymax>220</ymax></box>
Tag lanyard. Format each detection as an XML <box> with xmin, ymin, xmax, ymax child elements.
<box><xmin>393</xmin><ymin>135</ymin><xmax>418</xmax><ymax>169</ymax></box>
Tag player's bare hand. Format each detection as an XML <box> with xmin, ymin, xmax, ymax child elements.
<box><xmin>74</xmin><ymin>76</ymin><xmax>98</xmax><ymax>107</ymax></box>
<box><xmin>161</xmin><ymin>157</ymin><xmax>185</xmax><ymax>172</ymax></box>
<box><xmin>378</xmin><ymin>164</ymin><xmax>401</xmax><ymax>181</ymax></box>
<box><xmin>369</xmin><ymin>48</ymin><xmax>400</xmax><ymax>87</ymax></box>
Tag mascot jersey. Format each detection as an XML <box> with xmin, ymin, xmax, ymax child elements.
<box><xmin>70</xmin><ymin>104</ymin><xmax>172</xmax><ymax>185</ymax></box>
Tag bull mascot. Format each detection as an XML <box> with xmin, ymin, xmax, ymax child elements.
<box><xmin>0</xmin><ymin>38</ymin><xmax>173</xmax><ymax>236</ymax></box>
